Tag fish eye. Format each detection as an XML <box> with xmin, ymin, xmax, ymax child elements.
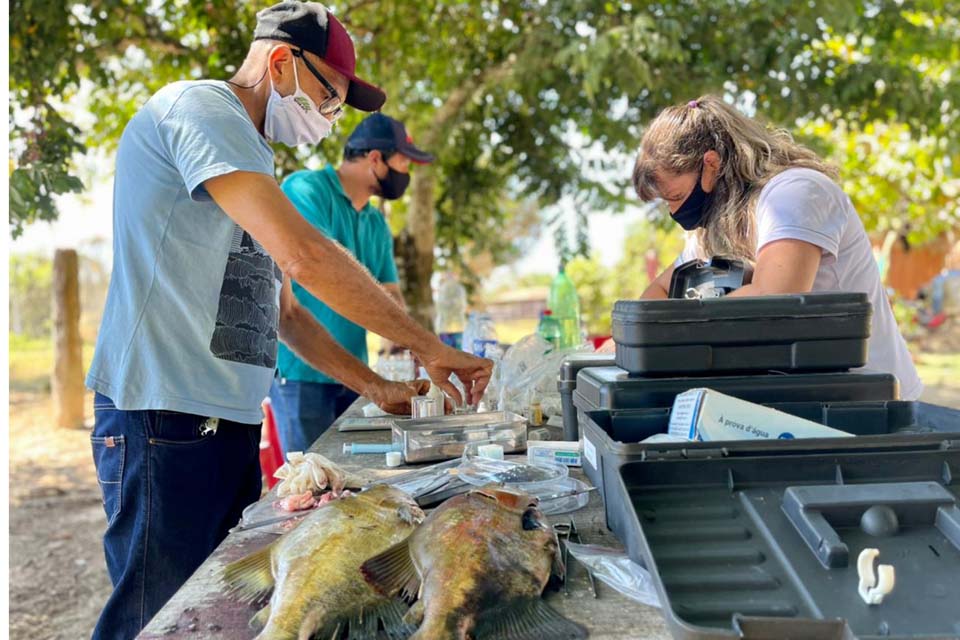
<box><xmin>521</xmin><ymin>507</ymin><xmax>544</xmax><ymax>531</ymax></box>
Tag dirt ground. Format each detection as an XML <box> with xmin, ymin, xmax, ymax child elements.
<box><xmin>9</xmin><ymin>337</ymin><xmax>960</xmax><ymax>640</ymax></box>
<box><xmin>9</xmin><ymin>390</ymin><xmax>112</xmax><ymax>640</ymax></box>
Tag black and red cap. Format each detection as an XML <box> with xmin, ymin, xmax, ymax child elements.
<box><xmin>254</xmin><ymin>2</ymin><xmax>386</xmax><ymax>112</ymax></box>
<box><xmin>345</xmin><ymin>113</ymin><xmax>435</xmax><ymax>164</ymax></box>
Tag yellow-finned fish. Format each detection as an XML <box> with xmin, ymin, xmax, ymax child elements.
<box><xmin>223</xmin><ymin>484</ymin><xmax>424</xmax><ymax>640</ymax></box>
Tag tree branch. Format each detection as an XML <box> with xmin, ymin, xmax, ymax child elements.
<box><xmin>339</xmin><ymin>0</ymin><xmax>380</xmax><ymax>22</ymax></box>
<box><xmin>115</xmin><ymin>10</ymin><xmax>192</xmax><ymax>56</ymax></box>
<box><xmin>420</xmin><ymin>56</ymin><xmax>515</xmax><ymax>148</ymax></box>
<box><xmin>114</xmin><ymin>36</ymin><xmax>191</xmax><ymax>56</ymax></box>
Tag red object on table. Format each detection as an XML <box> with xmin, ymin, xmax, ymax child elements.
<box><xmin>590</xmin><ymin>335</ymin><xmax>611</xmax><ymax>350</ymax></box>
<box><xmin>926</xmin><ymin>311</ymin><xmax>947</xmax><ymax>329</ymax></box>
<box><xmin>259</xmin><ymin>398</ymin><xmax>285</xmax><ymax>489</ymax></box>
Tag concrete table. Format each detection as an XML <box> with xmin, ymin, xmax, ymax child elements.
<box><xmin>139</xmin><ymin>399</ymin><xmax>670</xmax><ymax>639</ymax></box>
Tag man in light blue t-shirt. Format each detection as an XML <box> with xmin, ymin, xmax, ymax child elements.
<box><xmin>271</xmin><ymin>113</ymin><xmax>435</xmax><ymax>453</ymax></box>
<box><xmin>84</xmin><ymin>4</ymin><xmax>491</xmax><ymax>638</ymax></box>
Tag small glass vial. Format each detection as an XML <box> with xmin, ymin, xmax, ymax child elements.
<box><xmin>528</xmin><ymin>400</ymin><xmax>543</xmax><ymax>427</ymax></box>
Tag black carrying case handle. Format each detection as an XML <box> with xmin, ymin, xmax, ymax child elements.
<box><xmin>781</xmin><ymin>481</ymin><xmax>960</xmax><ymax>569</ymax></box>
<box><xmin>668</xmin><ymin>257</ymin><xmax>749</xmax><ymax>299</ymax></box>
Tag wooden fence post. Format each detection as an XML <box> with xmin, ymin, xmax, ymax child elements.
<box><xmin>52</xmin><ymin>249</ymin><xmax>84</xmax><ymax>428</ymax></box>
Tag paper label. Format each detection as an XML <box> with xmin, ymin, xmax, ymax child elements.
<box><xmin>668</xmin><ymin>389</ymin><xmax>705</xmax><ymax>440</ymax></box>
<box><xmin>528</xmin><ymin>447</ymin><xmax>582</xmax><ymax>467</ymax></box>
<box><xmin>583</xmin><ymin>437</ymin><xmax>597</xmax><ymax>469</ymax></box>
<box><xmin>674</xmin><ymin>388</ymin><xmax>853</xmax><ymax>442</ymax></box>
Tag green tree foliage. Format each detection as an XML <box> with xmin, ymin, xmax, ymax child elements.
<box><xmin>555</xmin><ymin>217</ymin><xmax>685</xmax><ymax>335</ymax></box>
<box><xmin>800</xmin><ymin>118</ymin><xmax>960</xmax><ymax>244</ymax></box>
<box><xmin>9</xmin><ymin>253</ymin><xmax>54</xmax><ymax>338</ymax></box>
<box><xmin>564</xmin><ymin>255</ymin><xmax>616</xmax><ymax>334</ymax></box>
<box><xmin>10</xmin><ymin>1</ymin><xmax>959</xmax><ymax>322</ymax></box>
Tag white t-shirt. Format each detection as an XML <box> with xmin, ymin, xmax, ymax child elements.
<box><xmin>679</xmin><ymin>168</ymin><xmax>923</xmax><ymax>400</ymax></box>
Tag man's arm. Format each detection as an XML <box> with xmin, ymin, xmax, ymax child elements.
<box><xmin>205</xmin><ymin>171</ymin><xmax>490</xmax><ymax>404</ymax></box>
<box><xmin>382</xmin><ymin>282</ymin><xmax>406</xmax><ymax>309</ymax></box>
<box><xmin>278</xmin><ymin>279</ymin><xmax>427</xmax><ymax>413</ymax></box>
<box><xmin>377</xmin><ymin>283</ymin><xmax>406</xmax><ymax>355</ymax></box>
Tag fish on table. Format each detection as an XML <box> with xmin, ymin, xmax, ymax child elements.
<box><xmin>223</xmin><ymin>483</ymin><xmax>424</xmax><ymax>640</ymax></box>
<box><xmin>361</xmin><ymin>485</ymin><xmax>587</xmax><ymax>640</ymax></box>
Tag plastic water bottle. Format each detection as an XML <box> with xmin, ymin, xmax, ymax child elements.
<box><xmin>548</xmin><ymin>268</ymin><xmax>582</xmax><ymax>349</ymax></box>
<box><xmin>471</xmin><ymin>313</ymin><xmax>499</xmax><ymax>357</ymax></box>
<box><xmin>537</xmin><ymin>309</ymin><xmax>562</xmax><ymax>349</ymax></box>
<box><xmin>434</xmin><ymin>273</ymin><xmax>466</xmax><ymax>350</ymax></box>
<box><xmin>461</xmin><ymin>311</ymin><xmax>478</xmax><ymax>354</ymax></box>
<box><xmin>478</xmin><ymin>343</ymin><xmax>504</xmax><ymax>412</ymax></box>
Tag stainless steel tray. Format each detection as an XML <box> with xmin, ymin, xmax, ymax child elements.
<box><xmin>391</xmin><ymin>411</ymin><xmax>527</xmax><ymax>463</ymax></box>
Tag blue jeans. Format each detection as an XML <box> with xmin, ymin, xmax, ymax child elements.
<box><xmin>90</xmin><ymin>393</ymin><xmax>261</xmax><ymax>640</ymax></box>
<box><xmin>268</xmin><ymin>379</ymin><xmax>359</xmax><ymax>454</ymax></box>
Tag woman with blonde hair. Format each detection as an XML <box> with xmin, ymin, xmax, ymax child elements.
<box><xmin>631</xmin><ymin>95</ymin><xmax>922</xmax><ymax>399</ymax></box>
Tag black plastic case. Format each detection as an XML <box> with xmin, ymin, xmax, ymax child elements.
<box><xmin>610</xmin><ymin>416</ymin><xmax>960</xmax><ymax>639</ymax></box>
<box><xmin>573</xmin><ymin>367</ymin><xmax>899</xmax><ymax>417</ymax></box>
<box><xmin>612</xmin><ymin>293</ymin><xmax>872</xmax><ymax>375</ymax></box>
<box><xmin>557</xmin><ymin>353</ymin><xmax>616</xmax><ymax>440</ymax></box>
<box><xmin>581</xmin><ymin>401</ymin><xmax>959</xmax><ymax>545</ymax></box>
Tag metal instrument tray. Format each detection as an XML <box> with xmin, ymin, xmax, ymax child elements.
<box><xmin>391</xmin><ymin>411</ymin><xmax>527</xmax><ymax>463</ymax></box>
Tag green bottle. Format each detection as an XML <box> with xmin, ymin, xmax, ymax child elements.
<box><xmin>537</xmin><ymin>309</ymin><xmax>562</xmax><ymax>349</ymax></box>
<box><xmin>547</xmin><ymin>268</ymin><xmax>582</xmax><ymax>349</ymax></box>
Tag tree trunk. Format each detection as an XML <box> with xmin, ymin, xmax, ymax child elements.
<box><xmin>399</xmin><ymin>167</ymin><xmax>438</xmax><ymax>329</ymax></box>
<box><xmin>52</xmin><ymin>249</ymin><xmax>84</xmax><ymax>428</ymax></box>
<box><xmin>396</xmin><ymin>59</ymin><xmax>514</xmax><ymax>328</ymax></box>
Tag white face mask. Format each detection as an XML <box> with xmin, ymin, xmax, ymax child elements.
<box><xmin>264</xmin><ymin>61</ymin><xmax>333</xmax><ymax>146</ymax></box>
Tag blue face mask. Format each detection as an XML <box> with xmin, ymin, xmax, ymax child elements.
<box><xmin>671</xmin><ymin>167</ymin><xmax>713</xmax><ymax>231</ymax></box>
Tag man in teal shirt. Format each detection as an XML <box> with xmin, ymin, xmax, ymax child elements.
<box><xmin>271</xmin><ymin>113</ymin><xmax>434</xmax><ymax>452</ymax></box>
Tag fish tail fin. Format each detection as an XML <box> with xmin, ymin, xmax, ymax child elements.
<box><xmin>222</xmin><ymin>543</ymin><xmax>275</xmax><ymax>604</ymax></box>
<box><xmin>475</xmin><ymin>598</ymin><xmax>587</xmax><ymax>640</ymax></box>
<box><xmin>360</xmin><ymin>538</ymin><xmax>420</xmax><ymax>599</ymax></box>
<box><xmin>345</xmin><ymin>598</ymin><xmax>417</xmax><ymax>640</ymax></box>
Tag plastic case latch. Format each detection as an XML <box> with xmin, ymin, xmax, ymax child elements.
<box><xmin>857</xmin><ymin>548</ymin><xmax>895</xmax><ymax>605</ymax></box>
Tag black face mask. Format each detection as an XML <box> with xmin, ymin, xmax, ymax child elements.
<box><xmin>375</xmin><ymin>163</ymin><xmax>410</xmax><ymax>200</ymax></box>
<box><xmin>671</xmin><ymin>167</ymin><xmax>713</xmax><ymax>231</ymax></box>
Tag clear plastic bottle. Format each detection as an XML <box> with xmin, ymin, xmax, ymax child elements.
<box><xmin>471</xmin><ymin>313</ymin><xmax>499</xmax><ymax>357</ymax></box>
<box><xmin>548</xmin><ymin>268</ymin><xmax>582</xmax><ymax>349</ymax></box>
<box><xmin>434</xmin><ymin>272</ymin><xmax>467</xmax><ymax>350</ymax></box>
<box><xmin>537</xmin><ymin>309</ymin><xmax>562</xmax><ymax>349</ymax></box>
<box><xmin>478</xmin><ymin>342</ymin><xmax>504</xmax><ymax>412</ymax></box>
<box><xmin>461</xmin><ymin>311</ymin><xmax>478</xmax><ymax>354</ymax></box>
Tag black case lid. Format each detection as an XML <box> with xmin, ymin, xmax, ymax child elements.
<box><xmin>558</xmin><ymin>353</ymin><xmax>616</xmax><ymax>387</ymax></box>
<box><xmin>574</xmin><ymin>366</ymin><xmax>899</xmax><ymax>411</ymax></box>
<box><xmin>612</xmin><ymin>292</ymin><xmax>870</xmax><ymax>324</ymax></box>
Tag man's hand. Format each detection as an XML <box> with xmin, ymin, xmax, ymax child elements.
<box><xmin>364</xmin><ymin>378</ymin><xmax>431</xmax><ymax>415</ymax></box>
<box><xmin>417</xmin><ymin>345</ymin><xmax>493</xmax><ymax>407</ymax></box>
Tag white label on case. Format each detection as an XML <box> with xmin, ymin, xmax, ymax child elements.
<box><xmin>583</xmin><ymin>437</ymin><xmax>597</xmax><ymax>469</ymax></box>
